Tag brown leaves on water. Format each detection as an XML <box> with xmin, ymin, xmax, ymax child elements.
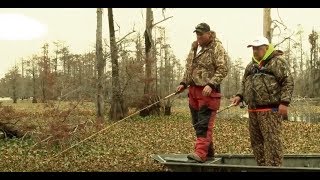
<box><xmin>1</xmin><ymin>104</ymin><xmax>320</xmax><ymax>171</ymax></box>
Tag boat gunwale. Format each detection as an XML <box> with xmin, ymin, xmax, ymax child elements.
<box><xmin>153</xmin><ymin>154</ymin><xmax>320</xmax><ymax>171</ymax></box>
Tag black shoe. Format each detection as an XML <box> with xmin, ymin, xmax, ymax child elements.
<box><xmin>207</xmin><ymin>149</ymin><xmax>214</xmax><ymax>158</ymax></box>
<box><xmin>208</xmin><ymin>142</ymin><xmax>214</xmax><ymax>158</ymax></box>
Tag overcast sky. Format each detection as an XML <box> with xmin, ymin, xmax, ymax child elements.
<box><xmin>0</xmin><ymin>8</ymin><xmax>319</xmax><ymax>78</ymax></box>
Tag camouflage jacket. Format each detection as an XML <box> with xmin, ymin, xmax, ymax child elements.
<box><xmin>180</xmin><ymin>38</ymin><xmax>228</xmax><ymax>92</ymax></box>
<box><xmin>236</xmin><ymin>50</ymin><xmax>294</xmax><ymax>109</ymax></box>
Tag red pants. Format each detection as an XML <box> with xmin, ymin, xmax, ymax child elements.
<box><xmin>188</xmin><ymin>86</ymin><xmax>221</xmax><ymax>161</ymax></box>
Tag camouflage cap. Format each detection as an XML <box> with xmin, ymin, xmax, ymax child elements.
<box><xmin>193</xmin><ymin>23</ymin><xmax>210</xmax><ymax>33</ymax></box>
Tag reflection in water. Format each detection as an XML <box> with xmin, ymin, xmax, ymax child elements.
<box><xmin>288</xmin><ymin>114</ymin><xmax>320</xmax><ymax>123</ymax></box>
<box><xmin>239</xmin><ymin>113</ymin><xmax>320</xmax><ymax>123</ymax></box>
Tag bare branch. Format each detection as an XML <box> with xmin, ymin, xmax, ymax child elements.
<box><xmin>29</xmin><ymin>135</ymin><xmax>53</xmax><ymax>150</ymax></box>
<box><xmin>274</xmin><ymin>32</ymin><xmax>295</xmax><ymax>48</ymax></box>
<box><xmin>272</xmin><ymin>19</ymin><xmax>287</xmax><ymax>30</ymax></box>
<box><xmin>103</xmin><ymin>39</ymin><xmax>110</xmax><ymax>48</ymax></box>
<box><xmin>116</xmin><ymin>30</ymin><xmax>136</xmax><ymax>45</ymax></box>
<box><xmin>289</xmin><ymin>38</ymin><xmax>298</xmax><ymax>44</ymax></box>
<box><xmin>152</xmin><ymin>16</ymin><xmax>173</xmax><ymax>28</ymax></box>
<box><xmin>103</xmin><ymin>30</ymin><xmax>136</xmax><ymax>61</ymax></box>
<box><xmin>140</xmin><ymin>8</ymin><xmax>144</xmax><ymax>21</ymax></box>
<box><xmin>276</xmin><ymin>8</ymin><xmax>285</xmax><ymax>27</ymax></box>
<box><xmin>274</xmin><ymin>38</ymin><xmax>289</xmax><ymax>48</ymax></box>
<box><xmin>120</xmin><ymin>66</ymin><xmax>133</xmax><ymax>96</ymax></box>
<box><xmin>162</xmin><ymin>8</ymin><xmax>166</xmax><ymax>19</ymax></box>
<box><xmin>115</xmin><ymin>22</ymin><xmax>120</xmax><ymax>33</ymax></box>
<box><xmin>271</xmin><ymin>23</ymin><xmax>280</xmax><ymax>37</ymax></box>
<box><xmin>60</xmin><ymin>99</ymin><xmax>83</xmax><ymax>122</ymax></box>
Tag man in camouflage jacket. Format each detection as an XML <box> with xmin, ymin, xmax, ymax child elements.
<box><xmin>176</xmin><ymin>23</ymin><xmax>228</xmax><ymax>163</ymax></box>
<box><xmin>232</xmin><ymin>36</ymin><xmax>294</xmax><ymax>166</ymax></box>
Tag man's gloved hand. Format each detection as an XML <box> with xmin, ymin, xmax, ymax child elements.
<box><xmin>202</xmin><ymin>85</ymin><xmax>212</xmax><ymax>96</ymax></box>
<box><xmin>231</xmin><ymin>96</ymin><xmax>241</xmax><ymax>106</ymax></box>
<box><xmin>176</xmin><ymin>85</ymin><xmax>185</xmax><ymax>94</ymax></box>
<box><xmin>278</xmin><ymin>104</ymin><xmax>288</xmax><ymax>120</ymax></box>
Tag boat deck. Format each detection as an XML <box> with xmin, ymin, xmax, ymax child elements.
<box><xmin>153</xmin><ymin>154</ymin><xmax>320</xmax><ymax>172</ymax></box>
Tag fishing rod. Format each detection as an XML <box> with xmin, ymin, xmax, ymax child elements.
<box><xmin>43</xmin><ymin>89</ymin><xmax>235</xmax><ymax>164</ymax></box>
<box><xmin>43</xmin><ymin>91</ymin><xmax>178</xmax><ymax>163</ymax></box>
<box><xmin>184</xmin><ymin>103</ymin><xmax>235</xmax><ymax>132</ymax></box>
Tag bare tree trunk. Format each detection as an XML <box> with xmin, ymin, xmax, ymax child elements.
<box><xmin>41</xmin><ymin>78</ymin><xmax>45</xmax><ymax>102</ymax></box>
<box><xmin>138</xmin><ymin>9</ymin><xmax>161</xmax><ymax>117</ymax></box>
<box><xmin>159</xmin><ymin>27</ymin><xmax>164</xmax><ymax>98</ymax></box>
<box><xmin>21</xmin><ymin>58</ymin><xmax>24</xmax><ymax>78</ymax></box>
<box><xmin>308</xmin><ymin>30</ymin><xmax>319</xmax><ymax>97</ymax></box>
<box><xmin>154</xmin><ymin>28</ymin><xmax>158</xmax><ymax>94</ymax></box>
<box><xmin>54</xmin><ymin>50</ymin><xmax>58</xmax><ymax>73</ymax></box>
<box><xmin>108</xmin><ymin>8</ymin><xmax>128</xmax><ymax>121</ymax></box>
<box><xmin>299</xmin><ymin>33</ymin><xmax>304</xmax><ymax>74</ymax></box>
<box><xmin>297</xmin><ymin>27</ymin><xmax>305</xmax><ymax>96</ymax></box>
<box><xmin>31</xmin><ymin>56</ymin><xmax>37</xmax><ymax>103</ymax></box>
<box><xmin>96</xmin><ymin>8</ymin><xmax>105</xmax><ymax>119</ymax></box>
<box><xmin>263</xmin><ymin>8</ymin><xmax>272</xmax><ymax>43</ymax></box>
<box><xmin>40</xmin><ymin>43</ymin><xmax>50</xmax><ymax>102</ymax></box>
<box><xmin>144</xmin><ymin>8</ymin><xmax>154</xmax><ymax>94</ymax></box>
<box><xmin>79</xmin><ymin>59</ymin><xmax>83</xmax><ymax>86</ymax></box>
<box><xmin>12</xmin><ymin>66</ymin><xmax>18</xmax><ymax>103</ymax></box>
<box><xmin>164</xmin><ymin>41</ymin><xmax>171</xmax><ymax>115</ymax></box>
<box><xmin>20</xmin><ymin>58</ymin><xmax>26</xmax><ymax>99</ymax></box>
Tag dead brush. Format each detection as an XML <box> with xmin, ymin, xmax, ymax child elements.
<box><xmin>0</xmin><ymin>105</ymin><xmax>31</xmax><ymax>138</ymax></box>
<box><xmin>28</xmin><ymin>87</ymin><xmax>95</xmax><ymax>149</ymax></box>
<box><xmin>34</xmin><ymin>119</ymin><xmax>89</xmax><ymax>150</ymax></box>
<box><xmin>32</xmin><ymin>100</ymin><xmax>94</xmax><ymax>150</ymax></box>
<box><xmin>46</xmin><ymin>119</ymin><xmax>73</xmax><ymax>149</ymax></box>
